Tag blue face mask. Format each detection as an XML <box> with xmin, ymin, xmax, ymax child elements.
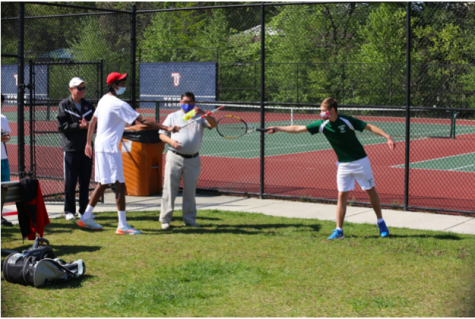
<box><xmin>116</xmin><ymin>87</ymin><xmax>126</xmax><ymax>95</ymax></box>
<box><xmin>180</xmin><ymin>103</ymin><xmax>195</xmax><ymax>113</ymax></box>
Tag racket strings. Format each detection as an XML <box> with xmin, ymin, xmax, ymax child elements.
<box><xmin>217</xmin><ymin>117</ymin><xmax>248</xmax><ymax>138</ymax></box>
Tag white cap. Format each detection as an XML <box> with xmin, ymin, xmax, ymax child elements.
<box><xmin>69</xmin><ymin>77</ymin><xmax>85</xmax><ymax>88</ymax></box>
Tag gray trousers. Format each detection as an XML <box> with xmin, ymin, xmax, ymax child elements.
<box><xmin>160</xmin><ymin>151</ymin><xmax>201</xmax><ymax>224</ymax></box>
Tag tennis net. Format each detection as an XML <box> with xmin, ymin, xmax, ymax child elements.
<box><xmin>189</xmin><ymin>103</ymin><xmax>462</xmax><ymax>139</ymax></box>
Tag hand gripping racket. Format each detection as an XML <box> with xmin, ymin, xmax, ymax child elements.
<box><xmin>216</xmin><ymin>115</ymin><xmax>269</xmax><ymax>139</ymax></box>
<box><xmin>181</xmin><ymin>105</ymin><xmax>225</xmax><ymax>128</ymax></box>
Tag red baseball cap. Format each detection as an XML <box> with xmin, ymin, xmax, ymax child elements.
<box><xmin>106</xmin><ymin>72</ymin><xmax>127</xmax><ymax>85</ymax></box>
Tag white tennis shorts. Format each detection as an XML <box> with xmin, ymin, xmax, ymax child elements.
<box><xmin>94</xmin><ymin>152</ymin><xmax>125</xmax><ymax>184</ymax></box>
<box><xmin>336</xmin><ymin>156</ymin><xmax>375</xmax><ymax>192</ymax></box>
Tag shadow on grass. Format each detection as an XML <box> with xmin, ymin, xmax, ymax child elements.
<box><xmin>92</xmin><ymin>215</ymin><xmax>222</xmax><ymax>222</ymax></box>
<box><xmin>2</xmin><ymin>243</ymin><xmax>101</xmax><ymax>256</ymax></box>
<box><xmin>0</xmin><ymin>226</ymin><xmax>18</xmax><ymax>240</ymax></box>
<box><xmin>159</xmin><ymin>223</ymin><xmax>322</xmax><ymax>236</ymax></box>
<box><xmin>40</xmin><ymin>223</ymin><xmax>116</xmax><ymax>236</ymax></box>
<box><xmin>2</xmin><ymin>274</ymin><xmax>94</xmax><ymax>290</ymax></box>
<box><xmin>44</xmin><ymin>274</ymin><xmax>94</xmax><ymax>290</ymax></box>
<box><xmin>360</xmin><ymin>233</ymin><xmax>463</xmax><ymax>240</ymax></box>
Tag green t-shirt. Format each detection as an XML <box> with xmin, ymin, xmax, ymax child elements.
<box><xmin>306</xmin><ymin>115</ymin><xmax>368</xmax><ymax>163</ymax></box>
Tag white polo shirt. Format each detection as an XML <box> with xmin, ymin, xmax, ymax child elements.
<box><xmin>94</xmin><ymin>94</ymin><xmax>139</xmax><ymax>153</ymax></box>
<box><xmin>1</xmin><ymin>114</ymin><xmax>11</xmax><ymax>160</ymax></box>
<box><xmin>159</xmin><ymin>110</ymin><xmax>209</xmax><ymax>155</ymax></box>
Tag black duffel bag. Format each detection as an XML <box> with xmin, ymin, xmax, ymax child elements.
<box><xmin>2</xmin><ymin>237</ymin><xmax>86</xmax><ymax>288</ymax></box>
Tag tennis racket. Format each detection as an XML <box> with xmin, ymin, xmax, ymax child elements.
<box><xmin>181</xmin><ymin>105</ymin><xmax>225</xmax><ymax>128</ymax></box>
<box><xmin>216</xmin><ymin>115</ymin><xmax>269</xmax><ymax>139</ymax></box>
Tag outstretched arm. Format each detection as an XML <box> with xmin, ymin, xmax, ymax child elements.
<box><xmin>135</xmin><ymin>115</ymin><xmax>180</xmax><ymax>133</ymax></box>
<box><xmin>85</xmin><ymin>116</ymin><xmax>97</xmax><ymax>158</ymax></box>
<box><xmin>266</xmin><ymin>125</ymin><xmax>308</xmax><ymax>134</ymax></box>
<box><xmin>365</xmin><ymin>123</ymin><xmax>396</xmax><ymax>151</ymax></box>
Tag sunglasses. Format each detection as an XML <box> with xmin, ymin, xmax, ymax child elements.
<box><xmin>75</xmin><ymin>86</ymin><xmax>86</xmax><ymax>91</ymax></box>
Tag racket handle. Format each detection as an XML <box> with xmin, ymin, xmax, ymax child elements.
<box><xmin>256</xmin><ymin>128</ymin><xmax>270</xmax><ymax>132</ymax></box>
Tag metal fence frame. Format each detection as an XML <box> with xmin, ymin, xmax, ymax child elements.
<box><xmin>2</xmin><ymin>2</ymin><xmax>474</xmax><ymax>214</ymax></box>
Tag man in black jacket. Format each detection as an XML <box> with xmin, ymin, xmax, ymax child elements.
<box><xmin>57</xmin><ymin>77</ymin><xmax>95</xmax><ymax>221</ymax></box>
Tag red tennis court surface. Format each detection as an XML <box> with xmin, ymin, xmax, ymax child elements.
<box><xmin>4</xmin><ymin>112</ymin><xmax>474</xmax><ymax>214</ymax></box>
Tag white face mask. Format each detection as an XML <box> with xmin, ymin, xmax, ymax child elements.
<box><xmin>116</xmin><ymin>87</ymin><xmax>126</xmax><ymax>95</ymax></box>
<box><xmin>320</xmin><ymin>111</ymin><xmax>330</xmax><ymax>120</ymax></box>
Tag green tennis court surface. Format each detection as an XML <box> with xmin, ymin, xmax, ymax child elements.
<box><xmin>2</xmin><ymin>111</ymin><xmax>54</xmax><ymax>123</ymax></box>
<box><xmin>7</xmin><ymin>120</ymin><xmax>475</xmax><ymax>160</ymax></box>
<box><xmin>201</xmin><ymin>119</ymin><xmax>475</xmax><ymax>159</ymax></box>
<box><xmin>392</xmin><ymin>152</ymin><xmax>475</xmax><ymax>172</ymax></box>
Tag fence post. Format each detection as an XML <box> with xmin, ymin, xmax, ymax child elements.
<box><xmin>155</xmin><ymin>102</ymin><xmax>160</xmax><ymax>122</ymax></box>
<box><xmin>100</xmin><ymin>58</ymin><xmax>104</xmax><ymax>96</ymax></box>
<box><xmin>451</xmin><ymin>111</ymin><xmax>458</xmax><ymax>139</ymax></box>
<box><xmin>216</xmin><ymin>47</ymin><xmax>219</xmax><ymax>101</ymax></box>
<box><xmin>404</xmin><ymin>2</ymin><xmax>411</xmax><ymax>211</ymax></box>
<box><xmin>296</xmin><ymin>63</ymin><xmax>299</xmax><ymax>103</ymax></box>
<box><xmin>17</xmin><ymin>3</ymin><xmax>26</xmax><ymax>178</ymax></box>
<box><xmin>259</xmin><ymin>3</ymin><xmax>266</xmax><ymax>200</ymax></box>
<box><xmin>29</xmin><ymin>59</ymin><xmax>35</xmax><ymax>176</ymax></box>
<box><xmin>131</xmin><ymin>4</ymin><xmax>137</xmax><ymax>109</ymax></box>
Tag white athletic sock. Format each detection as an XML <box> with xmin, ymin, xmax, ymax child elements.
<box><xmin>336</xmin><ymin>227</ymin><xmax>343</xmax><ymax>232</ymax></box>
<box><xmin>118</xmin><ymin>211</ymin><xmax>127</xmax><ymax>228</ymax></box>
<box><xmin>377</xmin><ymin>218</ymin><xmax>384</xmax><ymax>224</ymax></box>
<box><xmin>82</xmin><ymin>205</ymin><xmax>95</xmax><ymax>220</ymax></box>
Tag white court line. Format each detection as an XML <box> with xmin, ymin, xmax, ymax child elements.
<box><xmin>204</xmin><ymin>141</ymin><xmax>331</xmax><ymax>157</ymax></box>
<box><xmin>392</xmin><ymin>152</ymin><xmax>475</xmax><ymax>167</ymax></box>
<box><xmin>203</xmin><ymin>127</ymin><xmax>475</xmax><ymax>159</ymax></box>
<box><xmin>449</xmin><ymin>164</ymin><xmax>475</xmax><ymax>171</ymax></box>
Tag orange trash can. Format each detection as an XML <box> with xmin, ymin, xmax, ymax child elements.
<box><xmin>119</xmin><ymin>125</ymin><xmax>164</xmax><ymax>196</ymax></box>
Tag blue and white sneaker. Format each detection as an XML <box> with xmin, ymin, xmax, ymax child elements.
<box><xmin>378</xmin><ymin>220</ymin><xmax>389</xmax><ymax>237</ymax></box>
<box><xmin>328</xmin><ymin>229</ymin><xmax>344</xmax><ymax>240</ymax></box>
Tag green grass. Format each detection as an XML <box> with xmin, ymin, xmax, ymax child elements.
<box><xmin>2</xmin><ymin>210</ymin><xmax>475</xmax><ymax>317</ymax></box>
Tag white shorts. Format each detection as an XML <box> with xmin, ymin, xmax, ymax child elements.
<box><xmin>336</xmin><ymin>156</ymin><xmax>375</xmax><ymax>192</ymax></box>
<box><xmin>94</xmin><ymin>152</ymin><xmax>125</xmax><ymax>184</ymax></box>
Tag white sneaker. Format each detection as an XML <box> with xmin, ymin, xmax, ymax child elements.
<box><xmin>77</xmin><ymin>218</ymin><xmax>103</xmax><ymax>230</ymax></box>
<box><xmin>161</xmin><ymin>223</ymin><xmax>171</xmax><ymax>230</ymax></box>
<box><xmin>65</xmin><ymin>213</ymin><xmax>76</xmax><ymax>221</ymax></box>
<box><xmin>116</xmin><ymin>224</ymin><xmax>143</xmax><ymax>235</ymax></box>
<box><xmin>77</xmin><ymin>213</ymin><xmax>96</xmax><ymax>219</ymax></box>
<box><xmin>184</xmin><ymin>221</ymin><xmax>200</xmax><ymax>227</ymax></box>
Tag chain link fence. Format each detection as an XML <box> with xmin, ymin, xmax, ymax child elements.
<box><xmin>2</xmin><ymin>2</ymin><xmax>474</xmax><ymax>213</ymax></box>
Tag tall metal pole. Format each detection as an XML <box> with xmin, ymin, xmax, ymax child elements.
<box><xmin>215</xmin><ymin>47</ymin><xmax>219</xmax><ymax>101</ymax></box>
<box><xmin>100</xmin><ymin>58</ymin><xmax>104</xmax><ymax>97</ymax></box>
<box><xmin>29</xmin><ymin>59</ymin><xmax>34</xmax><ymax>176</ymax></box>
<box><xmin>259</xmin><ymin>3</ymin><xmax>266</xmax><ymax>199</ymax></box>
<box><xmin>130</xmin><ymin>4</ymin><xmax>137</xmax><ymax>109</ymax></box>
<box><xmin>296</xmin><ymin>63</ymin><xmax>299</xmax><ymax>103</ymax></box>
<box><xmin>404</xmin><ymin>2</ymin><xmax>411</xmax><ymax>211</ymax></box>
<box><xmin>17</xmin><ymin>3</ymin><xmax>25</xmax><ymax>178</ymax></box>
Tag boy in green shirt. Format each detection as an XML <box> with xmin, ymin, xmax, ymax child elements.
<box><xmin>267</xmin><ymin>97</ymin><xmax>396</xmax><ymax>239</ymax></box>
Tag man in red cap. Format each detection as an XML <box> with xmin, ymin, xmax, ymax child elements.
<box><xmin>78</xmin><ymin>72</ymin><xmax>180</xmax><ymax>235</ymax></box>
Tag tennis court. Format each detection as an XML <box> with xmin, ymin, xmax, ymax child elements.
<box><xmin>199</xmin><ymin>117</ymin><xmax>475</xmax><ymax>159</ymax></box>
<box><xmin>3</xmin><ymin>104</ymin><xmax>475</xmax><ymax>211</ymax></box>
<box><xmin>392</xmin><ymin>152</ymin><xmax>475</xmax><ymax>172</ymax></box>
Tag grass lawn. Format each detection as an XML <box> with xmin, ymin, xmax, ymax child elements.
<box><xmin>2</xmin><ymin>209</ymin><xmax>475</xmax><ymax>317</ymax></box>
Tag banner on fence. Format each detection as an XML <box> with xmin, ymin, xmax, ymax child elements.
<box><xmin>1</xmin><ymin>64</ymin><xmax>48</xmax><ymax>105</ymax></box>
<box><xmin>139</xmin><ymin>62</ymin><xmax>216</xmax><ymax>109</ymax></box>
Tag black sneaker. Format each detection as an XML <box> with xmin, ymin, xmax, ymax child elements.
<box><xmin>1</xmin><ymin>217</ymin><xmax>13</xmax><ymax>227</ymax></box>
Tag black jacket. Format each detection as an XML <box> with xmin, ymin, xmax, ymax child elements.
<box><xmin>16</xmin><ymin>178</ymin><xmax>50</xmax><ymax>240</ymax></box>
<box><xmin>56</xmin><ymin>96</ymin><xmax>95</xmax><ymax>152</ymax></box>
